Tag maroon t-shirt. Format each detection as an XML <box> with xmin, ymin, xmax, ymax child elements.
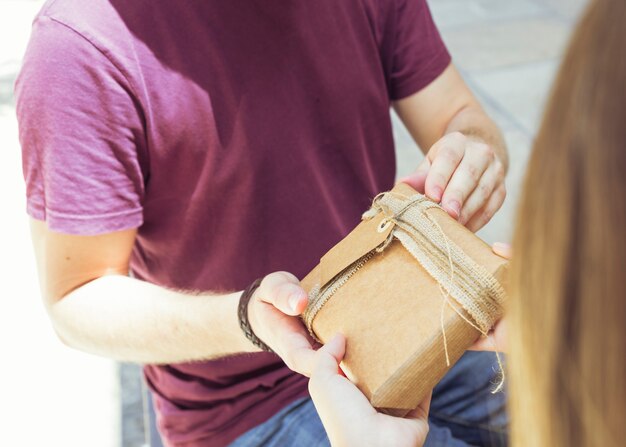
<box><xmin>16</xmin><ymin>0</ymin><xmax>450</xmax><ymax>445</ymax></box>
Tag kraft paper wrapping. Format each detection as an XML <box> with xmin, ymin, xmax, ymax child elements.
<box><xmin>301</xmin><ymin>183</ymin><xmax>508</xmax><ymax>416</ymax></box>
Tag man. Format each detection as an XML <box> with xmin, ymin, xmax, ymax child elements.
<box><xmin>17</xmin><ymin>0</ymin><xmax>508</xmax><ymax>446</ymax></box>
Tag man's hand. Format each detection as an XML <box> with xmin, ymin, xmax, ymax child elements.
<box><xmin>247</xmin><ymin>272</ymin><xmax>317</xmax><ymax>377</ymax></box>
<box><xmin>31</xmin><ymin>219</ymin><xmax>316</xmax><ymax>365</ymax></box>
<box><xmin>309</xmin><ymin>335</ymin><xmax>430</xmax><ymax>447</ymax></box>
<box><xmin>400</xmin><ymin>131</ymin><xmax>506</xmax><ymax>232</ymax></box>
<box><xmin>393</xmin><ymin>64</ymin><xmax>508</xmax><ymax>233</ymax></box>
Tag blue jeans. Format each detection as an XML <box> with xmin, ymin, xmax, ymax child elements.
<box><xmin>230</xmin><ymin>351</ymin><xmax>507</xmax><ymax>447</ymax></box>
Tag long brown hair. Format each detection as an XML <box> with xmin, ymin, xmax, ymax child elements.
<box><xmin>509</xmin><ymin>1</ymin><xmax>626</xmax><ymax>445</ymax></box>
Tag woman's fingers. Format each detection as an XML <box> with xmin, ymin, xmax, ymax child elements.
<box><xmin>405</xmin><ymin>391</ymin><xmax>432</xmax><ymax>421</ymax></box>
<box><xmin>492</xmin><ymin>241</ymin><xmax>512</xmax><ymax>259</ymax></box>
<box><xmin>468</xmin><ymin>318</ymin><xmax>508</xmax><ymax>352</ymax></box>
<box><xmin>311</xmin><ymin>334</ymin><xmax>346</xmax><ymax>380</ymax></box>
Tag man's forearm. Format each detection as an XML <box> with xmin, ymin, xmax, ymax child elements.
<box><xmin>394</xmin><ymin>64</ymin><xmax>508</xmax><ymax>230</ymax></box>
<box><xmin>49</xmin><ymin>275</ymin><xmax>258</xmax><ymax>364</ymax></box>
<box><xmin>444</xmin><ymin>105</ymin><xmax>509</xmax><ymax>172</ymax></box>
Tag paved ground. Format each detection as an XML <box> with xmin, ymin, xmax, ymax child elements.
<box><xmin>0</xmin><ymin>3</ymin><xmax>119</xmax><ymax>447</ymax></box>
<box><xmin>0</xmin><ymin>0</ymin><xmax>586</xmax><ymax>446</ymax></box>
<box><xmin>397</xmin><ymin>0</ymin><xmax>587</xmax><ymax>245</ymax></box>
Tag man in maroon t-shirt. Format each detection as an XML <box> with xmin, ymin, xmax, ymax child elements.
<box><xmin>17</xmin><ymin>1</ymin><xmax>508</xmax><ymax>446</ymax></box>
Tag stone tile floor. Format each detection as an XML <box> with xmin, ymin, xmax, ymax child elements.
<box><xmin>0</xmin><ymin>0</ymin><xmax>587</xmax><ymax>445</ymax></box>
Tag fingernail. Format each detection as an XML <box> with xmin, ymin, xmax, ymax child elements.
<box><xmin>494</xmin><ymin>242</ymin><xmax>511</xmax><ymax>250</ymax></box>
<box><xmin>431</xmin><ymin>186</ymin><xmax>443</xmax><ymax>201</ymax></box>
<box><xmin>289</xmin><ymin>294</ymin><xmax>301</xmax><ymax>313</ymax></box>
<box><xmin>447</xmin><ymin>200</ymin><xmax>461</xmax><ymax>218</ymax></box>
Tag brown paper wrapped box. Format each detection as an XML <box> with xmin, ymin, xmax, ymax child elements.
<box><xmin>301</xmin><ymin>183</ymin><xmax>508</xmax><ymax>416</ymax></box>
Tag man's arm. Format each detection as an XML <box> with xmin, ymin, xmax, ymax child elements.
<box><xmin>31</xmin><ymin>219</ymin><xmax>315</xmax><ymax>372</ymax></box>
<box><xmin>394</xmin><ymin>64</ymin><xmax>508</xmax><ymax>232</ymax></box>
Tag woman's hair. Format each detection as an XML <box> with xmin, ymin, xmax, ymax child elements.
<box><xmin>509</xmin><ymin>1</ymin><xmax>626</xmax><ymax>445</ymax></box>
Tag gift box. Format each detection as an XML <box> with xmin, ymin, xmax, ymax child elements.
<box><xmin>301</xmin><ymin>183</ymin><xmax>508</xmax><ymax>416</ymax></box>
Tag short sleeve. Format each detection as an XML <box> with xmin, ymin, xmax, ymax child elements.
<box><xmin>387</xmin><ymin>0</ymin><xmax>451</xmax><ymax>100</ymax></box>
<box><xmin>16</xmin><ymin>15</ymin><xmax>147</xmax><ymax>235</ymax></box>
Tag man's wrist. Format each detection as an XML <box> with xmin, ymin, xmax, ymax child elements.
<box><xmin>237</xmin><ymin>278</ymin><xmax>274</xmax><ymax>353</ymax></box>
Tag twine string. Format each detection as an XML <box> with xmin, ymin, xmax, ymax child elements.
<box><xmin>305</xmin><ymin>191</ymin><xmax>506</xmax><ymax>391</ymax></box>
<box><xmin>369</xmin><ymin>192</ymin><xmax>506</xmax><ymax>390</ymax></box>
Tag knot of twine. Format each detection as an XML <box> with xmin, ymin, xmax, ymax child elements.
<box><xmin>308</xmin><ymin>191</ymin><xmax>507</xmax><ymax>391</ymax></box>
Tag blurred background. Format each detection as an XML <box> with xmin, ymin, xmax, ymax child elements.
<box><xmin>0</xmin><ymin>0</ymin><xmax>587</xmax><ymax>445</ymax></box>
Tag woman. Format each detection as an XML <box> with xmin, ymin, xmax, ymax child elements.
<box><xmin>308</xmin><ymin>0</ymin><xmax>626</xmax><ymax>445</ymax></box>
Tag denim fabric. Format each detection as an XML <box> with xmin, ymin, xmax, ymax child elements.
<box><xmin>229</xmin><ymin>398</ymin><xmax>329</xmax><ymax>447</ymax></box>
<box><xmin>229</xmin><ymin>351</ymin><xmax>508</xmax><ymax>447</ymax></box>
<box><xmin>426</xmin><ymin>351</ymin><xmax>508</xmax><ymax>447</ymax></box>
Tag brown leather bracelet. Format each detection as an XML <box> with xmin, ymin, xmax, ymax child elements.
<box><xmin>238</xmin><ymin>278</ymin><xmax>274</xmax><ymax>353</ymax></box>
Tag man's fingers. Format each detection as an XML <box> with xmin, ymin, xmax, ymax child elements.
<box><xmin>458</xmin><ymin>159</ymin><xmax>503</xmax><ymax>225</ymax></box>
<box><xmin>424</xmin><ymin>133</ymin><xmax>466</xmax><ymax>202</ymax></box>
<box><xmin>258</xmin><ymin>272</ymin><xmax>308</xmax><ymax>315</ymax></box>
<box><xmin>282</xmin><ymin>343</ymin><xmax>317</xmax><ymax>377</ymax></box>
<box><xmin>252</xmin><ymin>298</ymin><xmax>317</xmax><ymax>375</ymax></box>
<box><xmin>270</xmin><ymin>316</ymin><xmax>317</xmax><ymax>375</ymax></box>
<box><xmin>247</xmin><ymin>271</ymin><xmax>319</xmax><ymax>375</ymax></box>
<box><xmin>465</xmin><ymin>182</ymin><xmax>506</xmax><ymax>232</ymax></box>
<box><xmin>440</xmin><ymin>142</ymin><xmax>491</xmax><ymax>219</ymax></box>
<box><xmin>398</xmin><ymin>157</ymin><xmax>431</xmax><ymax>194</ymax></box>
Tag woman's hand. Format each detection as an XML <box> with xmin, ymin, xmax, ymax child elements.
<box><xmin>309</xmin><ymin>334</ymin><xmax>430</xmax><ymax>447</ymax></box>
<box><xmin>470</xmin><ymin>242</ymin><xmax>511</xmax><ymax>352</ymax></box>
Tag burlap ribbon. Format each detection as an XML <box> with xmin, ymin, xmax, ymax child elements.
<box><xmin>305</xmin><ymin>191</ymin><xmax>506</xmax><ymax>374</ymax></box>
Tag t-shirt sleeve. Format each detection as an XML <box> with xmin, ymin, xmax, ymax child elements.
<box><xmin>387</xmin><ymin>0</ymin><xmax>451</xmax><ymax>100</ymax></box>
<box><xmin>15</xmin><ymin>15</ymin><xmax>147</xmax><ymax>235</ymax></box>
